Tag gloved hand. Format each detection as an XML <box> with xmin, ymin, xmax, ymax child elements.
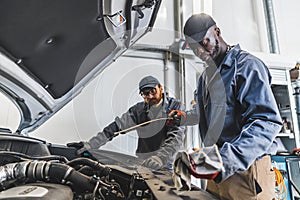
<box><xmin>188</xmin><ymin>155</ymin><xmax>220</xmax><ymax>180</ymax></box>
<box><xmin>67</xmin><ymin>141</ymin><xmax>92</xmax><ymax>157</ymax></box>
<box><xmin>166</xmin><ymin>110</ymin><xmax>186</xmax><ymax>126</ymax></box>
<box><xmin>172</xmin><ymin>145</ymin><xmax>224</xmax><ymax>190</ymax></box>
<box><xmin>292</xmin><ymin>147</ymin><xmax>300</xmax><ymax>156</ymax></box>
<box><xmin>142</xmin><ymin>156</ymin><xmax>163</xmax><ymax>170</ymax></box>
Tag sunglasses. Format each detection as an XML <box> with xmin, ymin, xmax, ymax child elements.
<box><xmin>140</xmin><ymin>88</ymin><xmax>157</xmax><ymax>97</ymax></box>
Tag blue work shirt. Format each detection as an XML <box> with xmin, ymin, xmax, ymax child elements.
<box><xmin>187</xmin><ymin>44</ymin><xmax>283</xmax><ymax>181</ymax></box>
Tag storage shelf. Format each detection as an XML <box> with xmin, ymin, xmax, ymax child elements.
<box><xmin>279</xmin><ymin>108</ymin><xmax>292</xmax><ymax>112</ymax></box>
<box><xmin>277</xmin><ymin>133</ymin><xmax>295</xmax><ymax>138</ymax></box>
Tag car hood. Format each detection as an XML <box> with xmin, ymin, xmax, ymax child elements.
<box><xmin>0</xmin><ymin>0</ymin><xmax>161</xmax><ymax>134</ymax></box>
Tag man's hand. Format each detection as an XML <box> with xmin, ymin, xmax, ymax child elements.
<box><xmin>67</xmin><ymin>141</ymin><xmax>92</xmax><ymax>157</ymax></box>
<box><xmin>173</xmin><ymin>145</ymin><xmax>224</xmax><ymax>190</ymax></box>
<box><xmin>142</xmin><ymin>156</ymin><xmax>163</xmax><ymax>170</ymax></box>
<box><xmin>166</xmin><ymin>110</ymin><xmax>186</xmax><ymax>126</ymax></box>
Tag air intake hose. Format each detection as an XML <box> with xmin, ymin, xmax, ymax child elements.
<box><xmin>0</xmin><ymin>161</ymin><xmax>95</xmax><ymax>192</ymax></box>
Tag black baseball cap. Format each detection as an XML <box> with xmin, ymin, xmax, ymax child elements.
<box><xmin>139</xmin><ymin>76</ymin><xmax>160</xmax><ymax>92</ymax></box>
<box><xmin>183</xmin><ymin>13</ymin><xmax>216</xmax><ymax>49</ymax></box>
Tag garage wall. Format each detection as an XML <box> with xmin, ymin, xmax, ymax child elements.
<box><xmin>136</xmin><ymin>0</ymin><xmax>176</xmax><ymax>47</ymax></box>
<box><xmin>273</xmin><ymin>0</ymin><xmax>300</xmax><ymax>58</ymax></box>
<box><xmin>212</xmin><ymin>0</ymin><xmax>267</xmax><ymax>52</ymax></box>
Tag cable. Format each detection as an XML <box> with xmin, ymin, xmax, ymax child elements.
<box><xmin>0</xmin><ymin>151</ymin><xmax>69</xmax><ymax>163</ymax></box>
<box><xmin>113</xmin><ymin>117</ymin><xmax>171</xmax><ymax>135</ymax></box>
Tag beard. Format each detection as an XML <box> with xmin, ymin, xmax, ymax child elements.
<box><xmin>204</xmin><ymin>39</ymin><xmax>220</xmax><ymax>68</ymax></box>
<box><xmin>211</xmin><ymin>39</ymin><xmax>219</xmax><ymax>60</ymax></box>
<box><xmin>148</xmin><ymin>92</ymin><xmax>163</xmax><ymax>106</ymax></box>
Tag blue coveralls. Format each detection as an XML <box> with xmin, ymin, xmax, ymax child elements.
<box><xmin>185</xmin><ymin>45</ymin><xmax>282</xmax><ymax>191</ymax></box>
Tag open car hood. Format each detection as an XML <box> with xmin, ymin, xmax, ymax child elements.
<box><xmin>0</xmin><ymin>0</ymin><xmax>161</xmax><ymax>134</ymax></box>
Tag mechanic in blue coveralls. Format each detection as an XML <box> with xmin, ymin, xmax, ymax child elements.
<box><xmin>68</xmin><ymin>76</ymin><xmax>186</xmax><ymax>170</ymax></box>
<box><xmin>171</xmin><ymin>13</ymin><xmax>283</xmax><ymax>199</ymax></box>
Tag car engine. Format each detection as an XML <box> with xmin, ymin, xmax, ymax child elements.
<box><xmin>0</xmin><ymin>133</ymin><xmax>218</xmax><ymax>200</ymax></box>
<box><xmin>0</xmin><ymin>133</ymin><xmax>153</xmax><ymax>199</ymax></box>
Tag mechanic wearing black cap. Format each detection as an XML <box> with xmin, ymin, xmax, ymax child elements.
<box><xmin>170</xmin><ymin>13</ymin><xmax>282</xmax><ymax>199</ymax></box>
<box><xmin>68</xmin><ymin>76</ymin><xmax>186</xmax><ymax>170</ymax></box>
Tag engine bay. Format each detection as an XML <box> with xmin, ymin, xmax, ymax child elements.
<box><xmin>0</xmin><ymin>133</ymin><xmax>218</xmax><ymax>199</ymax></box>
